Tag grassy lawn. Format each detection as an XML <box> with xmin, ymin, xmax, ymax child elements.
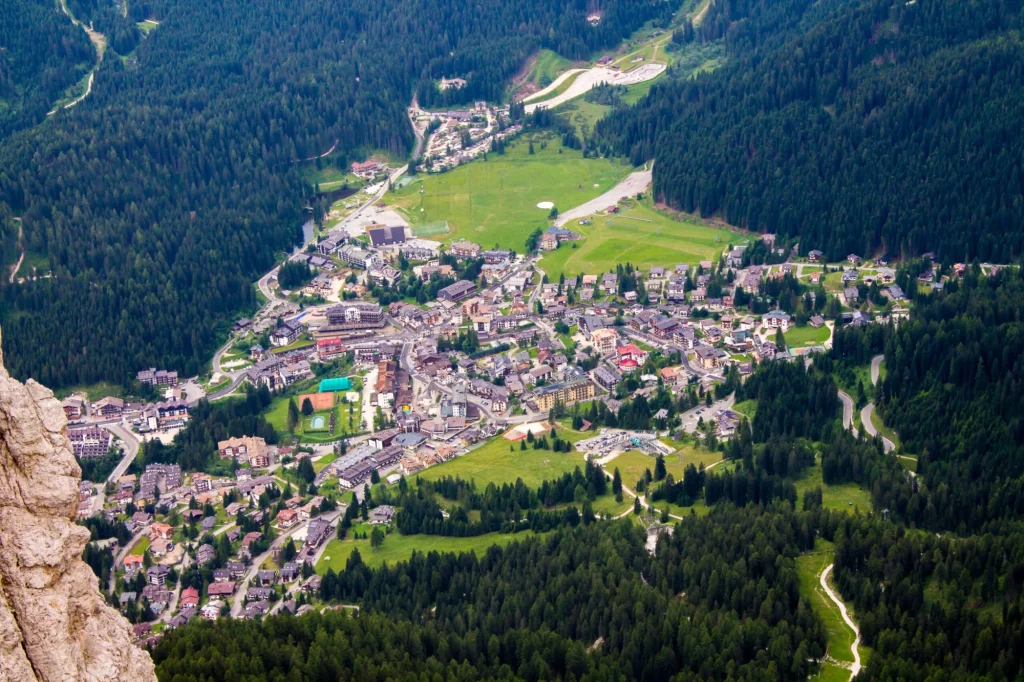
<box><xmin>389</xmin><ymin>136</ymin><xmax>630</xmax><ymax>251</ymax></box>
<box><xmin>898</xmin><ymin>454</ymin><xmax>918</xmax><ymax>472</ymax></box>
<box><xmin>781</xmin><ymin>324</ymin><xmax>832</xmax><ymax>348</ymax></box>
<box><xmin>313</xmin><ymin>453</ymin><xmax>338</xmax><ymax>473</ymax></box>
<box><xmin>417</xmin><ymin>427</ymin><xmax>588</xmax><ymax>489</ymax></box>
<box><xmin>271</xmin><ymin>338</ymin><xmax>315</xmax><ymax>354</ymax></box>
<box><xmin>538</xmin><ymin>202</ymin><xmax>738</xmax><ymax>279</ymax></box>
<box><xmin>794</xmin><ymin>461</ymin><xmax>873</xmax><ymax>513</ymax></box>
<box><xmin>796</xmin><ymin>539</ymin><xmax>866</xmax><ymax>676</ymax></box>
<box><xmin>317</xmin><ymin>530</ymin><xmax>537</xmax><ymax>574</ymax></box>
<box><xmin>129</xmin><ymin>536</ymin><xmax>150</xmax><ymax>556</ymax></box>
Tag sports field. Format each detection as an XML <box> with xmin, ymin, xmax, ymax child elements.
<box><xmin>781</xmin><ymin>324</ymin><xmax>832</xmax><ymax>347</ymax></box>
<box><xmin>389</xmin><ymin>137</ymin><xmax>631</xmax><ymax>250</ymax></box>
<box><xmin>539</xmin><ymin>202</ymin><xmax>740</xmax><ymax>279</ymax></box>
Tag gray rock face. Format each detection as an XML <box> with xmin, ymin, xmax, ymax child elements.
<box><xmin>0</xmin><ymin>331</ymin><xmax>157</xmax><ymax>682</ymax></box>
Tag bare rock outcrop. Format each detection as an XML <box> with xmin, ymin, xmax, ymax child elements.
<box><xmin>0</xmin><ymin>331</ymin><xmax>156</xmax><ymax>682</ymax></box>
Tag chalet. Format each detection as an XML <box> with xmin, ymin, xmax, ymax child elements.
<box><xmin>62</xmin><ymin>396</ymin><xmax>87</xmax><ymax>421</ymax></box>
<box><xmin>762</xmin><ymin>310</ymin><xmax>792</xmax><ymax>331</ymax></box>
<box><xmin>305</xmin><ymin>518</ymin><xmax>333</xmax><ymax>548</ymax></box>
<box><xmin>137</xmin><ymin>368</ymin><xmax>178</xmax><ymax>386</ymax></box>
<box><xmin>93</xmin><ymin>396</ymin><xmax>124</xmax><ymax>417</ymax></box>
<box><xmin>147</xmin><ymin>565</ymin><xmax>170</xmax><ymax>586</ymax></box>
<box><xmin>694</xmin><ymin>345</ymin><xmax>726</xmax><ymax>370</ymax></box>
<box><xmin>449</xmin><ymin>240</ymin><xmax>481</xmax><ymax>259</ymax></box>
<box><xmin>807</xmin><ymin>250</ymin><xmax>824</xmax><ymax>262</ymax></box>
<box><xmin>276</xmin><ymin>508</ymin><xmax>299</xmax><ymax>528</ymax></box>
<box><xmin>207</xmin><ymin>582</ymin><xmax>236</xmax><ymax>598</ymax></box>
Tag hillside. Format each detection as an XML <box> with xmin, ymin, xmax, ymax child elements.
<box><xmin>595</xmin><ymin>0</ymin><xmax>1024</xmax><ymax>261</ymax></box>
<box><xmin>0</xmin><ymin>0</ymin><xmax>97</xmax><ymax>137</ymax></box>
<box><xmin>0</xmin><ymin>0</ymin><xmax>659</xmax><ymax>389</ymax></box>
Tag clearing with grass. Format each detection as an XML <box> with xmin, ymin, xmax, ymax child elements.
<box><xmin>389</xmin><ymin>136</ymin><xmax>631</xmax><ymax>250</ymax></box>
<box><xmin>539</xmin><ymin>201</ymin><xmax>740</xmax><ymax>279</ymax></box>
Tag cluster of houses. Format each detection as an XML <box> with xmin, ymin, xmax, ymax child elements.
<box><xmin>417</xmin><ymin>102</ymin><xmax>523</xmax><ymax>173</ymax></box>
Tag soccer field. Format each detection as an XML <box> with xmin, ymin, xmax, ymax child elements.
<box><xmin>389</xmin><ymin>136</ymin><xmax>631</xmax><ymax>251</ymax></box>
<box><xmin>539</xmin><ymin>203</ymin><xmax>744</xmax><ymax>279</ymax></box>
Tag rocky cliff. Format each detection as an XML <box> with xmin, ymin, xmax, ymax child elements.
<box><xmin>0</xmin><ymin>332</ymin><xmax>156</xmax><ymax>682</ymax></box>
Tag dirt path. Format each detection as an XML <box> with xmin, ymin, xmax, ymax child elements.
<box><xmin>820</xmin><ymin>564</ymin><xmax>861</xmax><ymax>680</ymax></box>
<box><xmin>8</xmin><ymin>218</ymin><xmax>23</xmax><ymax>284</ymax></box>
<box><xmin>692</xmin><ymin>0</ymin><xmax>713</xmax><ymax>26</ymax></box>
<box><xmin>50</xmin><ymin>0</ymin><xmax>105</xmax><ymax>115</ymax></box>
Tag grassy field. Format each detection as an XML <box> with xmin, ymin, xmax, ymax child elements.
<box><xmin>527</xmin><ymin>50</ymin><xmax>575</xmax><ymax>87</ymax></box>
<box><xmin>869</xmin><ymin>406</ymin><xmax>901</xmax><ymax>449</ymax></box>
<box><xmin>796</xmin><ymin>538</ymin><xmax>868</xmax><ymax>679</ymax></box>
<box><xmin>389</xmin><ymin>136</ymin><xmax>630</xmax><ymax>250</ymax></box>
<box><xmin>317</xmin><ymin>529</ymin><xmax>536</xmax><ymax>574</ymax></box>
<box><xmin>781</xmin><ymin>324</ymin><xmax>832</xmax><ymax>348</ymax></box>
<box><xmin>417</xmin><ymin>427</ymin><xmax>588</xmax><ymax>489</ymax></box>
<box><xmin>794</xmin><ymin>461</ymin><xmax>873</xmax><ymax>513</ymax></box>
<box><xmin>539</xmin><ymin>202</ymin><xmax>737</xmax><ymax>279</ymax></box>
<box><xmin>129</xmin><ymin>537</ymin><xmax>150</xmax><ymax>556</ymax></box>
<box><xmin>734</xmin><ymin>400</ymin><xmax>757</xmax><ymax>419</ymax></box>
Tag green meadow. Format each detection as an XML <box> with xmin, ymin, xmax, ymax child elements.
<box><xmin>539</xmin><ymin>202</ymin><xmax>740</xmax><ymax>279</ymax></box>
<box><xmin>390</xmin><ymin>136</ymin><xmax>631</xmax><ymax>250</ymax></box>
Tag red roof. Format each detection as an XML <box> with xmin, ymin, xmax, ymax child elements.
<box><xmin>616</xmin><ymin>344</ymin><xmax>644</xmax><ymax>356</ymax></box>
<box><xmin>317</xmin><ymin>337</ymin><xmax>343</xmax><ymax>349</ymax></box>
<box><xmin>180</xmin><ymin>587</ymin><xmax>200</xmax><ymax>606</ymax></box>
<box><xmin>619</xmin><ymin>359</ymin><xmax>639</xmax><ymax>369</ymax></box>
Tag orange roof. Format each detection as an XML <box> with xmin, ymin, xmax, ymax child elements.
<box><xmin>123</xmin><ymin>554</ymin><xmax>144</xmax><ymax>566</ymax></box>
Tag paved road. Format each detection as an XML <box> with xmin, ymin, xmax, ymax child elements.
<box><xmin>870</xmin><ymin>354</ymin><xmax>884</xmax><ymax>386</ymax></box>
<box><xmin>820</xmin><ymin>564</ymin><xmax>861</xmax><ymax>681</ymax></box>
<box><xmin>554</xmin><ymin>168</ymin><xmax>653</xmax><ymax>226</ymax></box>
<box><xmin>837</xmin><ymin>391</ymin><xmax>855</xmax><ymax>433</ymax></box>
<box><xmin>230</xmin><ymin>511</ymin><xmax>342</xmax><ymax>617</ymax></box>
<box><xmin>860</xmin><ymin>403</ymin><xmax>894</xmax><ymax>453</ymax></box>
<box><xmin>102</xmin><ymin>422</ymin><xmax>140</xmax><ymax>484</ymax></box>
<box><xmin>108</xmin><ymin>527</ymin><xmax>147</xmax><ymax>594</ymax></box>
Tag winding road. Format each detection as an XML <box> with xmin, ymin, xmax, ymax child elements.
<box><xmin>51</xmin><ymin>0</ymin><xmax>105</xmax><ymax>115</ymax></box>
<box><xmin>8</xmin><ymin>217</ymin><xmax>23</xmax><ymax>283</ymax></box>
<box><xmin>837</xmin><ymin>391</ymin><xmax>855</xmax><ymax>433</ymax></box>
<box><xmin>820</xmin><ymin>563</ymin><xmax>861</xmax><ymax>680</ymax></box>
<box><xmin>554</xmin><ymin>167</ymin><xmax>653</xmax><ymax>226</ymax></box>
<box><xmin>860</xmin><ymin>355</ymin><xmax>894</xmax><ymax>453</ymax></box>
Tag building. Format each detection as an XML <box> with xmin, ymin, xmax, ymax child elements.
<box><xmin>61</xmin><ymin>397</ymin><xmax>87</xmax><ymax>421</ymax></box>
<box><xmin>367</xmin><ymin>225</ymin><xmax>407</xmax><ymax>247</ymax></box>
<box><xmin>337</xmin><ymin>244</ymin><xmax>372</xmax><ymax>269</ymax></box>
<box><xmin>270</xmin><ymin>319</ymin><xmax>303</xmax><ymax>347</ymax></box>
<box><xmin>437</xmin><ymin>280</ymin><xmax>477</xmax><ymax>302</ymax></box>
<box><xmin>137</xmin><ymin>368</ymin><xmax>178</xmax><ymax>386</ymax></box>
<box><xmin>694</xmin><ymin>345</ymin><xmax>726</xmax><ymax>370</ymax></box>
<box><xmin>93</xmin><ymin>396</ymin><xmax>124</xmax><ymax>417</ymax></box>
<box><xmin>589</xmin><ymin>328</ymin><xmax>617</xmax><ymax>355</ymax></box>
<box><xmin>449</xmin><ymin>240</ymin><xmax>481</xmax><ymax>259</ymax></box>
<box><xmin>324</xmin><ymin>302</ymin><xmax>385</xmax><ymax>329</ymax></box>
<box><xmin>316</xmin><ymin>337</ymin><xmax>346</xmax><ymax>362</ymax></box>
<box><xmin>305</xmin><ymin>518</ymin><xmax>332</xmax><ymax>548</ymax></box>
<box><xmin>276</xmin><ymin>509</ymin><xmax>299</xmax><ymax>528</ymax></box>
<box><xmin>533</xmin><ymin>379</ymin><xmax>595</xmax><ymax>411</ymax></box>
<box><xmin>370</xmin><ymin>505</ymin><xmax>396</xmax><ymax>525</ymax></box>
<box><xmin>68</xmin><ymin>426</ymin><xmax>113</xmax><ymax>459</ymax></box>
<box><xmin>218</xmin><ymin>436</ymin><xmax>268</xmax><ymax>464</ymax></box>
<box><xmin>762</xmin><ymin>310</ymin><xmax>792</xmax><ymax>331</ymax></box>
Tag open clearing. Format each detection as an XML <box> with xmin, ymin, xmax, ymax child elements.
<box><xmin>793</xmin><ymin>460</ymin><xmax>873</xmax><ymax>513</ymax></box>
<box><xmin>797</xmin><ymin>540</ymin><xmax>869</xmax><ymax>680</ymax></box>
<box><xmin>416</xmin><ymin>427</ymin><xmax>589</xmax><ymax>490</ymax></box>
<box><xmin>316</xmin><ymin>529</ymin><xmax>537</xmax><ymax>574</ymax></box>
<box><xmin>390</xmin><ymin>137</ymin><xmax>631</xmax><ymax>250</ymax></box>
<box><xmin>539</xmin><ymin>202</ymin><xmax>739</xmax><ymax>279</ymax></box>
<box><xmin>781</xmin><ymin>324</ymin><xmax>832</xmax><ymax>347</ymax></box>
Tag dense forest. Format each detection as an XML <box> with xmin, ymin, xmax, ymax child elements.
<box><xmin>596</xmin><ymin>0</ymin><xmax>1024</xmax><ymax>261</ymax></box>
<box><xmin>0</xmin><ymin>0</ymin><xmax>657</xmax><ymax>389</ymax></box>
<box><xmin>835</xmin><ymin>269</ymin><xmax>1024</xmax><ymax>532</ymax></box>
<box><xmin>0</xmin><ymin>0</ymin><xmax>96</xmax><ymax>138</ymax></box>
